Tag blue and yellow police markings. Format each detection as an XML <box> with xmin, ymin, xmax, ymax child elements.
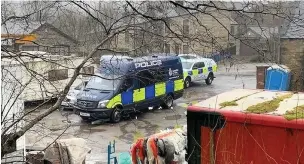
<box><xmin>183</xmin><ymin>65</ymin><xmax>217</xmax><ymax>80</ymax></box>
<box><xmin>106</xmin><ymin>79</ymin><xmax>184</xmax><ymax>109</ymax></box>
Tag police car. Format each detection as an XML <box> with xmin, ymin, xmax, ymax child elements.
<box><xmin>178</xmin><ymin>53</ymin><xmax>203</xmax><ymax>60</ymax></box>
<box><xmin>181</xmin><ymin>57</ymin><xmax>217</xmax><ymax>88</ymax></box>
<box><xmin>74</xmin><ymin>55</ymin><xmax>184</xmax><ymax>123</ymax></box>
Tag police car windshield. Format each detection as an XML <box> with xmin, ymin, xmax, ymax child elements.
<box><xmin>85</xmin><ymin>75</ymin><xmax>120</xmax><ymax>91</ymax></box>
<box><xmin>182</xmin><ymin>62</ymin><xmax>193</xmax><ymax>69</ymax></box>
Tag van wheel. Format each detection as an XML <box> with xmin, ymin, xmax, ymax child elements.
<box><xmin>184</xmin><ymin>77</ymin><xmax>191</xmax><ymax>88</ymax></box>
<box><xmin>161</xmin><ymin>95</ymin><xmax>174</xmax><ymax>109</ymax></box>
<box><xmin>205</xmin><ymin>74</ymin><xmax>213</xmax><ymax>85</ymax></box>
<box><xmin>110</xmin><ymin>107</ymin><xmax>121</xmax><ymax>123</ymax></box>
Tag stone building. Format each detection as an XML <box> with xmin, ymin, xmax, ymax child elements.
<box><xmin>111</xmin><ymin>1</ymin><xmax>235</xmax><ymax>56</ymax></box>
<box><xmin>280</xmin><ymin>1</ymin><xmax>304</xmax><ymax>91</ymax></box>
<box><xmin>1</xmin><ymin>21</ymin><xmax>79</xmax><ymax>56</ymax></box>
<box><xmin>228</xmin><ymin>1</ymin><xmax>297</xmax><ymax>61</ymax></box>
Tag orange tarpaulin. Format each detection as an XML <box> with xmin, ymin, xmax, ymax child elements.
<box><xmin>1</xmin><ymin>34</ymin><xmax>37</xmax><ymax>44</ymax></box>
<box><xmin>15</xmin><ymin>34</ymin><xmax>37</xmax><ymax>44</ymax></box>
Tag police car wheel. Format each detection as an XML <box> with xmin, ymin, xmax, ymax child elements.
<box><xmin>110</xmin><ymin>107</ymin><xmax>121</xmax><ymax>123</ymax></box>
<box><xmin>205</xmin><ymin>75</ymin><xmax>213</xmax><ymax>85</ymax></box>
<box><xmin>162</xmin><ymin>95</ymin><xmax>173</xmax><ymax>109</ymax></box>
<box><xmin>184</xmin><ymin>77</ymin><xmax>191</xmax><ymax>88</ymax></box>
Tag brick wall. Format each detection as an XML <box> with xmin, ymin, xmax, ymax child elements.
<box><xmin>280</xmin><ymin>39</ymin><xmax>304</xmax><ymax>91</ymax></box>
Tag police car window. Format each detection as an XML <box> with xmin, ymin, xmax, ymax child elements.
<box><xmin>199</xmin><ymin>62</ymin><xmax>205</xmax><ymax>68</ymax></box>
<box><xmin>193</xmin><ymin>63</ymin><xmax>200</xmax><ymax>69</ymax></box>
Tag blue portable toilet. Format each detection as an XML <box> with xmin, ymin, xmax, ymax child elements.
<box><xmin>265</xmin><ymin>65</ymin><xmax>291</xmax><ymax>91</ymax></box>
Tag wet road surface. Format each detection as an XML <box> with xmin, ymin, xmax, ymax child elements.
<box><xmin>25</xmin><ymin>63</ymin><xmax>258</xmax><ymax>163</ymax></box>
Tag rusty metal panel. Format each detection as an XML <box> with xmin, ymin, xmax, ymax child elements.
<box><xmin>256</xmin><ymin>66</ymin><xmax>270</xmax><ymax>89</ymax></box>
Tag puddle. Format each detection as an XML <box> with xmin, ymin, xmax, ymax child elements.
<box><xmin>77</xmin><ymin>125</ymin><xmax>107</xmax><ymax>134</ymax></box>
<box><xmin>164</xmin><ymin>114</ymin><xmax>182</xmax><ymax>120</ymax></box>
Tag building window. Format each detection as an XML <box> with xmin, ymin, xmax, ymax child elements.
<box><xmin>174</xmin><ymin>43</ymin><xmax>180</xmax><ymax>54</ymax></box>
<box><xmin>183</xmin><ymin>19</ymin><xmax>189</xmax><ymax>36</ymax></box>
<box><xmin>125</xmin><ymin>31</ymin><xmax>130</xmax><ymax>44</ymax></box>
<box><xmin>49</xmin><ymin>46</ymin><xmax>69</xmax><ymax>56</ymax></box>
<box><xmin>183</xmin><ymin>45</ymin><xmax>189</xmax><ymax>54</ymax></box>
<box><xmin>164</xmin><ymin>20</ymin><xmax>171</xmax><ymax>35</ymax></box>
<box><xmin>81</xmin><ymin>66</ymin><xmax>94</xmax><ymax>76</ymax></box>
<box><xmin>230</xmin><ymin>26</ymin><xmax>235</xmax><ymax>35</ymax></box>
<box><xmin>48</xmin><ymin>69</ymin><xmax>68</xmax><ymax>81</ymax></box>
<box><xmin>164</xmin><ymin>43</ymin><xmax>170</xmax><ymax>53</ymax></box>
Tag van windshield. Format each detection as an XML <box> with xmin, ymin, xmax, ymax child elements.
<box><xmin>182</xmin><ymin>62</ymin><xmax>193</xmax><ymax>69</ymax></box>
<box><xmin>85</xmin><ymin>74</ymin><xmax>121</xmax><ymax>91</ymax></box>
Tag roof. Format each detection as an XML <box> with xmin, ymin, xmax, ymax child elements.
<box><xmin>180</xmin><ymin>57</ymin><xmax>215</xmax><ymax>63</ymax></box>
<box><xmin>1</xmin><ymin>20</ymin><xmax>44</xmax><ymax>35</ymax></box>
<box><xmin>189</xmin><ymin>89</ymin><xmax>304</xmax><ymax>121</ymax></box>
<box><xmin>2</xmin><ymin>21</ymin><xmax>78</xmax><ymax>44</ymax></box>
<box><xmin>1</xmin><ymin>51</ymin><xmax>82</xmax><ymax>65</ymax></box>
<box><xmin>248</xmin><ymin>26</ymin><xmax>279</xmax><ymax>38</ymax></box>
<box><xmin>281</xmin><ymin>1</ymin><xmax>304</xmax><ymax>39</ymax></box>
<box><xmin>100</xmin><ymin>55</ymin><xmax>133</xmax><ymax>61</ymax></box>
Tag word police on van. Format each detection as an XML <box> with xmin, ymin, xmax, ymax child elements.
<box><xmin>73</xmin><ymin>55</ymin><xmax>184</xmax><ymax>123</ymax></box>
<box><xmin>134</xmin><ymin>60</ymin><xmax>162</xmax><ymax>69</ymax></box>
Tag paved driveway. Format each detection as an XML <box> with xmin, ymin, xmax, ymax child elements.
<box><xmin>25</xmin><ymin>62</ymin><xmax>258</xmax><ymax>163</ymax></box>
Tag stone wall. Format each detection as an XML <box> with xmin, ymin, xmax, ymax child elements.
<box><xmin>280</xmin><ymin>39</ymin><xmax>304</xmax><ymax>91</ymax></box>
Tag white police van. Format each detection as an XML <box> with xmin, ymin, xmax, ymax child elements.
<box><xmin>181</xmin><ymin>57</ymin><xmax>217</xmax><ymax>88</ymax></box>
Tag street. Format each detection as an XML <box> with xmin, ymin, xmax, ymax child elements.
<box><xmin>25</xmin><ymin>63</ymin><xmax>258</xmax><ymax>163</ymax></box>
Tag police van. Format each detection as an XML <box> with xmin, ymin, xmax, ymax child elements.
<box><xmin>74</xmin><ymin>55</ymin><xmax>184</xmax><ymax>123</ymax></box>
<box><xmin>181</xmin><ymin>57</ymin><xmax>217</xmax><ymax>88</ymax></box>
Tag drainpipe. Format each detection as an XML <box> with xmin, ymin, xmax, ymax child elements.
<box><xmin>278</xmin><ymin>25</ymin><xmax>281</xmax><ymax>64</ymax></box>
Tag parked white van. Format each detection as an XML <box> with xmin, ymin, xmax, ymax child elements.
<box><xmin>181</xmin><ymin>58</ymin><xmax>217</xmax><ymax>88</ymax></box>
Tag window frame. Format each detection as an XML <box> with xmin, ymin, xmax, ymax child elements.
<box><xmin>81</xmin><ymin>66</ymin><xmax>94</xmax><ymax>77</ymax></box>
<box><xmin>183</xmin><ymin>19</ymin><xmax>190</xmax><ymax>36</ymax></box>
<box><xmin>48</xmin><ymin>69</ymin><xmax>68</xmax><ymax>81</ymax></box>
<box><xmin>183</xmin><ymin>44</ymin><xmax>189</xmax><ymax>54</ymax></box>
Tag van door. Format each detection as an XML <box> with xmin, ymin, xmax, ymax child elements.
<box><xmin>133</xmin><ymin>70</ymin><xmax>155</xmax><ymax>109</ymax></box>
<box><xmin>197</xmin><ymin>62</ymin><xmax>206</xmax><ymax>80</ymax></box>
<box><xmin>120</xmin><ymin>77</ymin><xmax>135</xmax><ymax>109</ymax></box>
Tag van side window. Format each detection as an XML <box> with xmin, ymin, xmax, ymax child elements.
<box><xmin>121</xmin><ymin>78</ymin><xmax>133</xmax><ymax>91</ymax></box>
<box><xmin>150</xmin><ymin>67</ymin><xmax>166</xmax><ymax>82</ymax></box>
<box><xmin>137</xmin><ymin>70</ymin><xmax>155</xmax><ymax>88</ymax></box>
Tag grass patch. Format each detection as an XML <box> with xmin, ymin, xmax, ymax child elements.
<box><xmin>284</xmin><ymin>105</ymin><xmax>304</xmax><ymax>121</ymax></box>
<box><xmin>219</xmin><ymin>92</ymin><xmax>262</xmax><ymax>108</ymax></box>
<box><xmin>219</xmin><ymin>101</ymin><xmax>238</xmax><ymax>108</ymax></box>
<box><xmin>246</xmin><ymin>93</ymin><xmax>293</xmax><ymax>114</ymax></box>
<box><xmin>174</xmin><ymin>124</ymin><xmax>183</xmax><ymax>129</ymax></box>
<box><xmin>133</xmin><ymin>131</ymin><xmax>144</xmax><ymax>142</ymax></box>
